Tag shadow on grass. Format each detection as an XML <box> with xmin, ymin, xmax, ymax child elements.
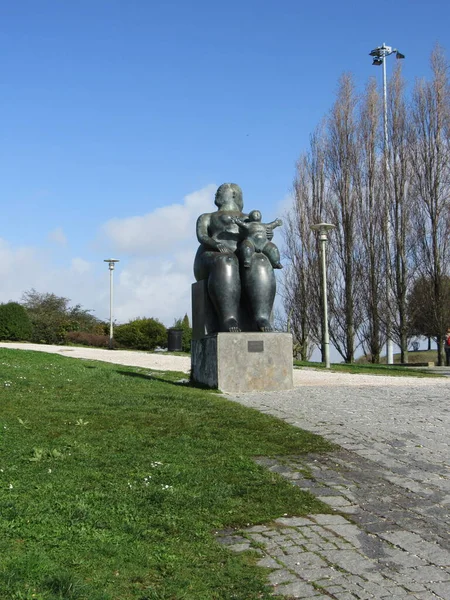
<box><xmin>115</xmin><ymin>369</ymin><xmax>217</xmax><ymax>391</ymax></box>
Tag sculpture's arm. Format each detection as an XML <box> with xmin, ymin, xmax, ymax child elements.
<box><xmin>196</xmin><ymin>213</ymin><xmax>231</xmax><ymax>253</ymax></box>
<box><xmin>266</xmin><ymin>218</ymin><xmax>283</xmax><ymax>230</ymax></box>
<box><xmin>231</xmin><ymin>216</ymin><xmax>250</xmax><ymax>230</ymax></box>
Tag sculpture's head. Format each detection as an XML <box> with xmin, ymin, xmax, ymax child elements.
<box><xmin>215</xmin><ymin>183</ymin><xmax>243</xmax><ymax>211</ymax></box>
<box><xmin>248</xmin><ymin>210</ymin><xmax>261</xmax><ymax>222</ymax></box>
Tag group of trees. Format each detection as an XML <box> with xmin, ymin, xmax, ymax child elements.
<box><xmin>0</xmin><ymin>291</ymin><xmax>102</xmax><ymax>345</ymax></box>
<box><xmin>282</xmin><ymin>45</ymin><xmax>450</xmax><ymax>365</ymax></box>
<box><xmin>0</xmin><ymin>289</ymin><xmax>192</xmax><ymax>353</ymax></box>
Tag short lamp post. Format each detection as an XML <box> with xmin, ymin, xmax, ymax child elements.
<box><xmin>310</xmin><ymin>223</ymin><xmax>335</xmax><ymax>369</ymax></box>
<box><xmin>104</xmin><ymin>258</ymin><xmax>119</xmax><ymax>349</ymax></box>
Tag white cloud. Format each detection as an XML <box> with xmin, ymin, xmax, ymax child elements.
<box><xmin>101</xmin><ymin>184</ymin><xmax>216</xmax><ymax>256</ymax></box>
<box><xmin>71</xmin><ymin>258</ymin><xmax>91</xmax><ymax>274</ymax></box>
<box><xmin>48</xmin><ymin>227</ymin><xmax>67</xmax><ymax>245</ymax></box>
<box><xmin>96</xmin><ymin>184</ymin><xmax>218</xmax><ymax>325</ymax></box>
<box><xmin>112</xmin><ymin>259</ymin><xmax>193</xmax><ymax>325</ymax></box>
<box><xmin>0</xmin><ymin>184</ymin><xmax>218</xmax><ymax>328</ymax></box>
<box><xmin>276</xmin><ymin>192</ymin><xmax>295</xmax><ymax>217</ymax></box>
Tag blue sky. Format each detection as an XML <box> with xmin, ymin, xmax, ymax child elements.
<box><xmin>1</xmin><ymin>0</ymin><xmax>449</xmax><ymax>329</ymax></box>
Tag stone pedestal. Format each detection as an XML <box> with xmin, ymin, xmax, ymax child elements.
<box><xmin>191</xmin><ymin>332</ymin><xmax>294</xmax><ymax>393</ymax></box>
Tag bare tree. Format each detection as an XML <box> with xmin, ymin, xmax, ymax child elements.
<box><xmin>281</xmin><ymin>127</ymin><xmax>327</xmax><ymax>360</ymax></box>
<box><xmin>324</xmin><ymin>74</ymin><xmax>363</xmax><ymax>362</ymax></box>
<box><xmin>354</xmin><ymin>77</ymin><xmax>384</xmax><ymax>362</ymax></box>
<box><xmin>387</xmin><ymin>64</ymin><xmax>416</xmax><ymax>362</ymax></box>
<box><xmin>410</xmin><ymin>46</ymin><xmax>450</xmax><ymax>364</ymax></box>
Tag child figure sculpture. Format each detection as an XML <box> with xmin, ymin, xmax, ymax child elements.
<box><xmin>232</xmin><ymin>210</ymin><xmax>283</xmax><ymax>269</ymax></box>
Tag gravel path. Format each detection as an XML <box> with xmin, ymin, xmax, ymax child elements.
<box><xmin>1</xmin><ymin>341</ymin><xmax>447</xmax><ymax>388</ymax></box>
<box><xmin>0</xmin><ymin>342</ymin><xmax>192</xmax><ymax>373</ymax></box>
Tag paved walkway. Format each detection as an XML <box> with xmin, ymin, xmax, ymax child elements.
<box><xmin>2</xmin><ymin>343</ymin><xmax>450</xmax><ymax>598</ymax></box>
<box><xmin>223</xmin><ymin>381</ymin><xmax>450</xmax><ymax>598</ymax></box>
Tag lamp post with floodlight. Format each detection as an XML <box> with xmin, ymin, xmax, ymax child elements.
<box><xmin>310</xmin><ymin>223</ymin><xmax>335</xmax><ymax>369</ymax></box>
<box><xmin>104</xmin><ymin>258</ymin><xmax>119</xmax><ymax>349</ymax></box>
<box><xmin>369</xmin><ymin>43</ymin><xmax>405</xmax><ymax>365</ymax></box>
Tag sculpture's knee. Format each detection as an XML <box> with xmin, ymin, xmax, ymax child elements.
<box><xmin>216</xmin><ymin>253</ymin><xmax>239</xmax><ymax>268</ymax></box>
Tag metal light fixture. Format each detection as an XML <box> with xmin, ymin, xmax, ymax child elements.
<box><xmin>368</xmin><ymin>42</ymin><xmax>405</xmax><ymax>365</ymax></box>
<box><xmin>104</xmin><ymin>258</ymin><xmax>120</xmax><ymax>349</ymax></box>
<box><xmin>310</xmin><ymin>223</ymin><xmax>335</xmax><ymax>369</ymax></box>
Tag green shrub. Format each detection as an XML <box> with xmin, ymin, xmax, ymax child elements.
<box><xmin>114</xmin><ymin>317</ymin><xmax>167</xmax><ymax>350</ymax></box>
<box><xmin>64</xmin><ymin>331</ymin><xmax>114</xmax><ymax>348</ymax></box>
<box><xmin>21</xmin><ymin>289</ymin><xmax>105</xmax><ymax>345</ymax></box>
<box><xmin>0</xmin><ymin>302</ymin><xmax>33</xmax><ymax>341</ymax></box>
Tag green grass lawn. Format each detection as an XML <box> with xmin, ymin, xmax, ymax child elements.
<box><xmin>294</xmin><ymin>359</ymin><xmax>442</xmax><ymax>377</ymax></box>
<box><xmin>0</xmin><ymin>349</ymin><xmax>333</xmax><ymax>600</ymax></box>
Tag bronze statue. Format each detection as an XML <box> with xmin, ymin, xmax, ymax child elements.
<box><xmin>232</xmin><ymin>210</ymin><xmax>283</xmax><ymax>269</ymax></box>
<box><xmin>193</xmin><ymin>183</ymin><xmax>281</xmax><ymax>333</ymax></box>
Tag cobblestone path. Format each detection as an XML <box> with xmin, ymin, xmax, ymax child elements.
<box><xmin>219</xmin><ymin>376</ymin><xmax>450</xmax><ymax>599</ymax></box>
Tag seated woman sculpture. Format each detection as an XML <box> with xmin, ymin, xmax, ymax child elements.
<box><xmin>232</xmin><ymin>210</ymin><xmax>283</xmax><ymax>269</ymax></box>
<box><xmin>193</xmin><ymin>183</ymin><xmax>277</xmax><ymax>333</ymax></box>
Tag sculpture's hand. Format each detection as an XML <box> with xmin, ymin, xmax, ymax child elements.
<box><xmin>266</xmin><ymin>228</ymin><xmax>274</xmax><ymax>240</ymax></box>
<box><xmin>216</xmin><ymin>243</ymin><xmax>232</xmax><ymax>253</ymax></box>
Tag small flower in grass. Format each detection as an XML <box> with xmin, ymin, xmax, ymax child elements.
<box><xmin>9</xmin><ymin>483</ymin><xmax>13</xmax><ymax>489</ymax></box>
<box><xmin>161</xmin><ymin>484</ymin><xmax>173</xmax><ymax>491</ymax></box>
<box><xmin>127</xmin><ymin>482</ymin><xmax>132</xmax><ymax>489</ymax></box>
<box><xmin>4</xmin><ymin>381</ymin><xmax>12</xmax><ymax>387</ymax></box>
<box><xmin>143</xmin><ymin>476</ymin><xmax>152</xmax><ymax>486</ymax></box>
<box><xmin>48</xmin><ymin>468</ymin><xmax>52</xmax><ymax>474</ymax></box>
<box><xmin>150</xmin><ymin>461</ymin><xmax>163</xmax><ymax>468</ymax></box>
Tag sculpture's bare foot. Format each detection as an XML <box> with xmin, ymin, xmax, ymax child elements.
<box><xmin>256</xmin><ymin>318</ymin><xmax>273</xmax><ymax>332</ymax></box>
<box><xmin>224</xmin><ymin>317</ymin><xmax>241</xmax><ymax>333</ymax></box>
<box><xmin>243</xmin><ymin>261</ymin><xmax>251</xmax><ymax>268</ymax></box>
<box><xmin>273</xmin><ymin>262</ymin><xmax>283</xmax><ymax>269</ymax></box>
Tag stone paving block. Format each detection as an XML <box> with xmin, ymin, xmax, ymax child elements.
<box><xmin>281</xmin><ymin>552</ymin><xmax>330</xmax><ymax>571</ymax></box>
<box><xmin>311</xmin><ymin>514</ymin><xmax>352</xmax><ymax>526</ymax></box>
<box><xmin>382</xmin><ymin>547</ymin><xmax>428</xmax><ymax>568</ymax></box>
<box><xmin>399</xmin><ymin>565</ymin><xmax>450</xmax><ymax>583</ymax></box>
<box><xmin>321</xmin><ymin>584</ymin><xmax>345</xmax><ymax>595</ymax></box>
<box><xmin>268</xmin><ymin>569</ymin><xmax>298</xmax><ymax>586</ymax></box>
<box><xmin>275</xmin><ymin>516</ymin><xmax>315</xmax><ymax>527</ymax></box>
<box><xmin>409</xmin><ymin>543</ymin><xmax>450</xmax><ymax>566</ymax></box>
<box><xmin>257</xmin><ymin>555</ymin><xmax>282</xmax><ymax>569</ymax></box>
<box><xmin>226</xmin><ymin>542</ymin><xmax>251</xmax><ymax>552</ymax></box>
<box><xmin>284</xmin><ymin>546</ymin><xmax>304</xmax><ymax>555</ymax></box>
<box><xmin>324</xmin><ymin>523</ymin><xmax>363</xmax><ymax>539</ymax></box>
<box><xmin>319</xmin><ymin>549</ymin><xmax>377</xmax><ymax>575</ymax></box>
<box><xmin>246</xmin><ymin>524</ymin><xmax>270</xmax><ymax>533</ymax></box>
<box><xmin>378</xmin><ymin>530</ymin><xmax>423</xmax><ymax>548</ymax></box>
<box><xmin>317</xmin><ymin>495</ymin><xmax>354</xmax><ymax>507</ymax></box>
<box><xmin>383</xmin><ymin>573</ymin><xmax>427</xmax><ymax>592</ymax></box>
<box><xmin>247</xmin><ymin>532</ymin><xmax>269</xmax><ymax>544</ymax></box>
<box><xmin>272</xmin><ymin>580</ymin><xmax>321</xmax><ymax>597</ymax></box>
<box><xmin>425</xmin><ymin>581</ymin><xmax>450</xmax><ymax>599</ymax></box>
<box><xmin>411</xmin><ymin>594</ymin><xmax>445</xmax><ymax>600</ymax></box>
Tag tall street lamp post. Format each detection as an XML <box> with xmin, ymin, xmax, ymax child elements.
<box><xmin>104</xmin><ymin>258</ymin><xmax>119</xmax><ymax>349</ymax></box>
<box><xmin>311</xmin><ymin>223</ymin><xmax>335</xmax><ymax>369</ymax></box>
<box><xmin>369</xmin><ymin>43</ymin><xmax>405</xmax><ymax>365</ymax></box>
